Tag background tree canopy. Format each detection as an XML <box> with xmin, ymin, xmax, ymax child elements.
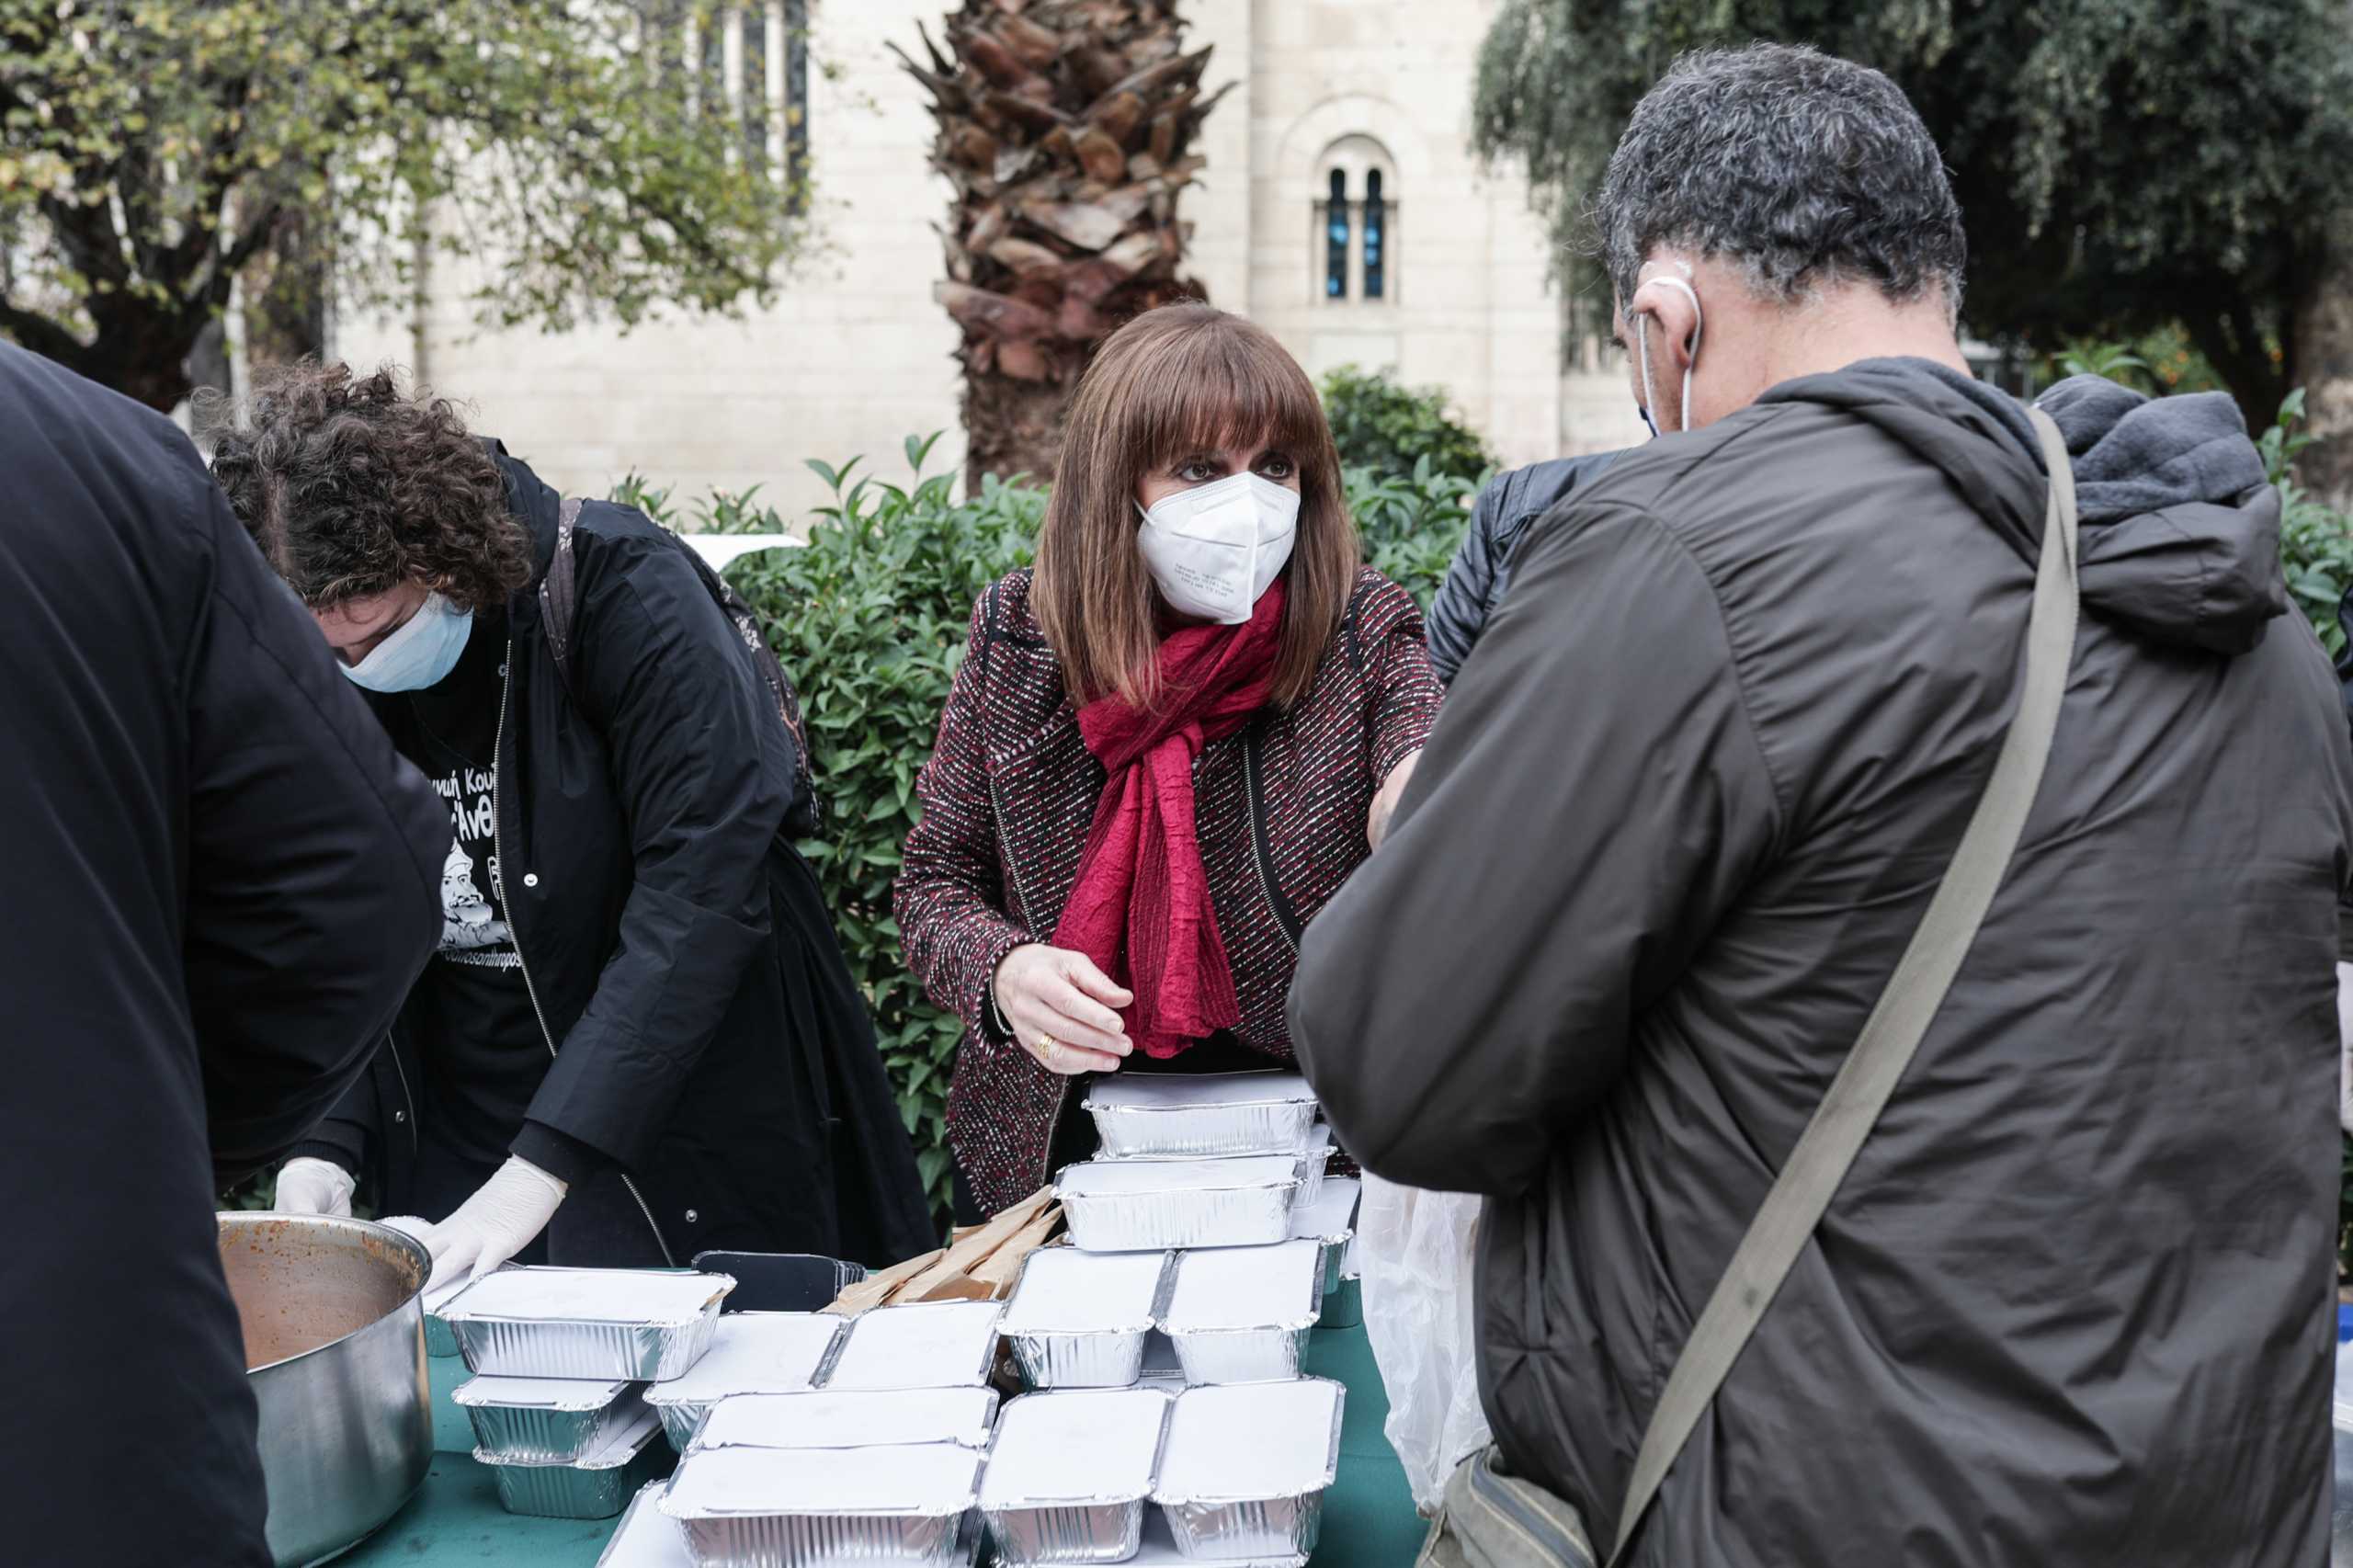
<box><xmin>1471</xmin><ymin>0</ymin><xmax>2353</xmax><ymax>447</ymax></box>
<box><xmin>0</xmin><ymin>0</ymin><xmax>811</xmax><ymax>411</ymax></box>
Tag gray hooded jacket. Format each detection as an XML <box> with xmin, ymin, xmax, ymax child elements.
<box><xmin>1291</xmin><ymin>360</ymin><xmax>2353</xmax><ymax>1565</ymax></box>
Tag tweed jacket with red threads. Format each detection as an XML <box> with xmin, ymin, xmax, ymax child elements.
<box><xmin>896</xmin><ymin>565</ymin><xmax>1442</xmax><ymax>1214</ymax></box>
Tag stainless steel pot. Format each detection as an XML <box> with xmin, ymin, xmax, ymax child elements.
<box><xmin>218</xmin><ymin>1213</ymin><xmax>434</xmax><ymax>1567</ymax></box>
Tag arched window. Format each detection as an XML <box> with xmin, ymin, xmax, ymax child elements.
<box><xmin>1324</xmin><ymin>170</ymin><xmax>1350</xmax><ymax>300</ymax></box>
<box><xmin>1313</xmin><ymin>137</ymin><xmax>1398</xmax><ymax>304</ymax></box>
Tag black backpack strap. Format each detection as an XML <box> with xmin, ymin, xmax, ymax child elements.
<box><xmin>537</xmin><ymin>497</ymin><xmax>584</xmax><ymax>696</ymax></box>
<box><xmin>534</xmin><ymin>497</ymin><xmax>822</xmax><ymax>834</ymax></box>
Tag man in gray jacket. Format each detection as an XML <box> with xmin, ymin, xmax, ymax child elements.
<box><xmin>1291</xmin><ymin>43</ymin><xmax>2353</xmax><ymax>1566</ymax></box>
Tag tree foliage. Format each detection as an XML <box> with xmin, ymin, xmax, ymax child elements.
<box><xmin>1471</xmin><ymin>0</ymin><xmax>2353</xmax><ymax>428</ymax></box>
<box><xmin>0</xmin><ymin>0</ymin><xmax>812</xmax><ymax>409</ymax></box>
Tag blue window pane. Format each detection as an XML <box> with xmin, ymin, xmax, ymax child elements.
<box><xmin>1364</xmin><ymin>170</ymin><xmax>1386</xmax><ymax>300</ymax></box>
<box><xmin>1325</xmin><ymin>169</ymin><xmax>1349</xmax><ymax>300</ymax></box>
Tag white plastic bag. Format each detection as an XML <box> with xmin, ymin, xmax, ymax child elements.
<box><xmin>1357</xmin><ymin>1172</ymin><xmax>1493</xmax><ymax>1513</ymax></box>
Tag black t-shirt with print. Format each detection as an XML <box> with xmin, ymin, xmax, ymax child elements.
<box><xmin>389</xmin><ymin>611</ymin><xmax>547</xmax><ymax>1172</ymax></box>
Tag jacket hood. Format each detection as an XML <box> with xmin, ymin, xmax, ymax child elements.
<box><xmin>1758</xmin><ymin>359</ymin><xmax>2284</xmax><ymax>653</ymax></box>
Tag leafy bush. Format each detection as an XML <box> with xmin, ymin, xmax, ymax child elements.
<box><xmin>1320</xmin><ymin>364</ymin><xmax>1495</xmax><ymax>487</ymax></box>
<box><xmin>1347</xmin><ymin>457</ymin><xmax>1488</xmax><ymax>608</ymax></box>
<box><xmin>2264</xmin><ymin>391</ymin><xmax>2353</xmax><ymax>657</ymax></box>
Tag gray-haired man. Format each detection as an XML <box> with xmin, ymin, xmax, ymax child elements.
<box><xmin>1293</xmin><ymin>42</ymin><xmax>2353</xmax><ymax>1565</ymax></box>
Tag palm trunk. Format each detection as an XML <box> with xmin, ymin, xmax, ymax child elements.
<box><xmin>2295</xmin><ymin>215</ymin><xmax>2353</xmax><ymax>508</ymax></box>
<box><xmin>896</xmin><ymin>0</ymin><xmax>1230</xmax><ymax>489</ymax></box>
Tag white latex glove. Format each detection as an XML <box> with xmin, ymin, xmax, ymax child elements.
<box><xmin>2337</xmin><ymin>963</ymin><xmax>2353</xmax><ymax>1136</ymax></box>
<box><xmin>405</xmin><ymin>1156</ymin><xmax>569</xmax><ymax>1286</ymax></box>
<box><xmin>272</xmin><ymin>1156</ymin><xmax>355</xmax><ymax>1217</ymax></box>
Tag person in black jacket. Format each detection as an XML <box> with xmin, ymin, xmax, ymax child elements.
<box><xmin>0</xmin><ymin>345</ymin><xmax>447</xmax><ymax>1568</ymax></box>
<box><xmin>209</xmin><ymin>363</ymin><xmax>933</xmax><ymax>1282</ymax></box>
<box><xmin>1425</xmin><ymin>451</ymin><xmax>1621</xmax><ymax>683</ymax></box>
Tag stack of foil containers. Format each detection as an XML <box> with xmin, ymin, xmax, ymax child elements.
<box><xmin>968</xmin><ymin>1070</ymin><xmax>1365</xmax><ymax>1565</ymax></box>
<box><xmin>439</xmin><ymin>1267</ymin><xmax>745</xmax><ymax>1520</ymax></box>
<box><xmin>576</xmin><ymin>1072</ymin><xmax>1368</xmax><ymax>1566</ymax></box>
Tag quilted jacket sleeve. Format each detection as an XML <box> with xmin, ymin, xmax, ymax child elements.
<box><xmin>896</xmin><ymin>589</ymin><xmax>1033</xmax><ymax>1035</ymax></box>
<box><xmin>1425</xmin><ymin>473</ymin><xmax>1511</xmax><ymax>686</ymax></box>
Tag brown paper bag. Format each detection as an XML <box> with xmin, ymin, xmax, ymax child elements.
<box><xmin>896</xmin><ymin>1187</ymin><xmax>1056</xmax><ymax>1302</ymax></box>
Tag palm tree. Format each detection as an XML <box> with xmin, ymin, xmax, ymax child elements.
<box><xmin>894</xmin><ymin>0</ymin><xmax>1228</xmax><ymax>487</ymax></box>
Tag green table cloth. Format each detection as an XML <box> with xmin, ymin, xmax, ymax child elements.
<box><xmin>337</xmin><ymin>1278</ymin><xmax>1425</xmax><ymax>1567</ymax></box>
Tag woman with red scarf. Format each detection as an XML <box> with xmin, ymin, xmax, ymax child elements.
<box><xmin>897</xmin><ymin>304</ymin><xmax>1442</xmax><ymax>1219</ymax></box>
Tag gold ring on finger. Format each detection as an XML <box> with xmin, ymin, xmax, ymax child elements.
<box><xmin>1035</xmin><ymin>1033</ymin><xmax>1059</xmax><ymax>1062</ymax></box>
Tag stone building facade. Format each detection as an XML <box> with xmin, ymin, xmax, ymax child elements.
<box><xmin>335</xmin><ymin>1</ymin><xmax>1643</xmax><ymax>514</ymax></box>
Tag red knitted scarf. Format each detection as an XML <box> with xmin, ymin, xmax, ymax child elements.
<box><xmin>1051</xmin><ymin>581</ymin><xmax>1286</xmax><ymax>1058</ymax></box>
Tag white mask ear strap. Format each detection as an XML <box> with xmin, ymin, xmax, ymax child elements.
<box><xmin>1633</xmin><ymin>276</ymin><xmax>1703</xmax><ymax>434</ymax></box>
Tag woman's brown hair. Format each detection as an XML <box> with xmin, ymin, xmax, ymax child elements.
<box><xmin>1032</xmin><ymin>303</ymin><xmax>1359</xmax><ymax>709</ymax></box>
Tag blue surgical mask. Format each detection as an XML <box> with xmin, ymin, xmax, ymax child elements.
<box><xmin>342</xmin><ymin>592</ymin><xmax>472</xmax><ymax>692</ymax></box>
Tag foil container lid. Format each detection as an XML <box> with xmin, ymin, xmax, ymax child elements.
<box><xmin>596</xmin><ymin>1482</ymin><xmax>693</xmax><ymax>1568</ymax></box>
<box><xmin>441</xmin><ymin>1266</ymin><xmax>735</xmax><ymax>1330</ymax></box>
<box><xmin>1001</xmin><ymin>1247</ymin><xmax>1172</xmax><ymax>1335</ymax></box>
<box><xmin>1085</xmin><ymin>1071</ymin><xmax>1315</xmax><ymax>1112</ymax></box>
<box><xmin>980</xmin><ymin>1388</ymin><xmax>1171</xmax><ymax>1510</ymax></box>
<box><xmin>690</xmin><ymin>1387</ymin><xmax>1000</xmax><ymax>1451</ymax></box>
<box><xmin>1058</xmin><ymin>1156</ymin><xmax>1299</xmax><ymax>1199</ymax></box>
<box><xmin>1157</xmin><ymin>1379</ymin><xmax>1345</xmax><ymax>1503</ymax></box>
<box><xmin>640</xmin><ymin>1312</ymin><xmax>842</xmax><ymax>1407</ymax></box>
<box><xmin>1161</xmin><ymin>1241</ymin><xmax>1324</xmax><ymax>1334</ymax></box>
<box><xmin>1289</xmin><ymin>1176</ymin><xmax>1361</xmax><ymax>1245</ymax></box>
<box><xmin>452</xmin><ymin>1374</ymin><xmax>637</xmax><ymax>1411</ymax></box>
<box><xmin>824</xmin><ymin>1301</ymin><xmax>1004</xmax><ymax>1391</ymax></box>
<box><xmin>662</xmin><ymin>1442</ymin><xmax>982</xmax><ymax>1518</ymax></box>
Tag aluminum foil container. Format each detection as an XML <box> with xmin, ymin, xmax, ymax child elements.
<box><xmin>642</xmin><ymin>1312</ymin><xmax>846</xmax><ymax>1451</ymax></box>
<box><xmin>1083</xmin><ymin>1072</ymin><xmax>1320</xmax><ymax>1160</ymax></box>
<box><xmin>687</xmin><ymin>1388</ymin><xmax>1000</xmax><ymax>1454</ymax></box>
<box><xmin>1057</xmin><ymin>1158</ymin><xmax>1301</xmax><ymax>1253</ymax></box>
<box><xmin>1154</xmin><ymin>1379</ymin><xmax>1344</xmax><ymax>1560</ymax></box>
<box><xmin>823</xmin><ymin>1301</ymin><xmax>1004</xmax><ymax>1392</ymax></box>
<box><xmin>981</xmin><ymin>1389</ymin><xmax>1171</xmax><ymax>1564</ymax></box>
<box><xmin>441</xmin><ymin>1267</ymin><xmax>736</xmax><ymax>1381</ymax></box>
<box><xmin>1287</xmin><ymin>1176</ymin><xmax>1360</xmax><ymax>1298</ymax></box>
<box><xmin>1290</xmin><ymin>1126</ymin><xmax>1335</xmax><ymax>1209</ymax></box>
<box><xmin>660</xmin><ymin>1442</ymin><xmax>981</xmax><ymax>1566</ymax></box>
<box><xmin>1001</xmin><ymin>1247</ymin><xmax>1172</xmax><ymax>1390</ymax></box>
<box><xmin>1159</xmin><ymin>1241</ymin><xmax>1324</xmax><ymax>1387</ymax></box>
<box><xmin>1129</xmin><ymin>1509</ymin><xmax>1306</xmax><ymax>1567</ymax></box>
<box><xmin>478</xmin><ymin>1407</ymin><xmax>669</xmax><ymax>1521</ymax></box>
<box><xmin>598</xmin><ymin>1482</ymin><xmax>695</xmax><ymax>1568</ymax></box>
<box><xmin>454</xmin><ymin>1373</ymin><xmax>647</xmax><ymax>1463</ymax></box>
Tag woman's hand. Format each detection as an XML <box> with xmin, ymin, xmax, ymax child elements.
<box><xmin>1370</xmin><ymin>749</ymin><xmax>1423</xmax><ymax>849</ymax></box>
<box><xmin>994</xmin><ymin>944</ymin><xmax>1134</xmax><ymax>1075</ymax></box>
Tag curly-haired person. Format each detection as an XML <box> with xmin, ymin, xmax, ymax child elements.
<box><xmin>208</xmin><ymin>363</ymin><xmax>930</xmax><ymax>1281</ymax></box>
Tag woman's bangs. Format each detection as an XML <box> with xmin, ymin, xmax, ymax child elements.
<box><xmin>1129</xmin><ymin>325</ymin><xmax>1326</xmax><ymax>471</ymax></box>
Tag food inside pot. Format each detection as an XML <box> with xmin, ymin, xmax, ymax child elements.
<box><xmin>220</xmin><ymin>1216</ymin><xmax>423</xmax><ymax>1370</ymax></box>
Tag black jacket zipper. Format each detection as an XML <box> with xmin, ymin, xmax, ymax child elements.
<box><xmin>493</xmin><ymin>643</ymin><xmax>676</xmax><ymax>1266</ymax></box>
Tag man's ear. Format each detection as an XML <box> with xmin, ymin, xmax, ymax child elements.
<box><xmin>1628</xmin><ymin>278</ymin><xmax>1701</xmax><ymax>369</ymax></box>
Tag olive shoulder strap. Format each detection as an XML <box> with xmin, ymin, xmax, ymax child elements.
<box><xmin>1606</xmin><ymin>405</ymin><xmax>2083</xmax><ymax>1565</ymax></box>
